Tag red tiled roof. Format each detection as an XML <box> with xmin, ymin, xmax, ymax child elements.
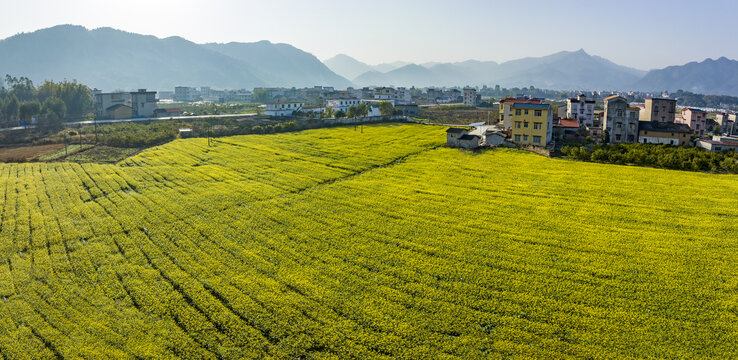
<box><xmin>499</xmin><ymin>98</ymin><xmax>543</xmax><ymax>104</ymax></box>
<box><xmin>558</xmin><ymin>119</ymin><xmax>580</xmax><ymax>128</ymax></box>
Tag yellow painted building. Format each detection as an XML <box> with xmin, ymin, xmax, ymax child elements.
<box><xmin>507</xmin><ymin>103</ymin><xmax>553</xmax><ymax>146</ymax></box>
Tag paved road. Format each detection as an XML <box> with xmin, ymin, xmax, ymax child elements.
<box><xmin>65</xmin><ymin>112</ymin><xmax>258</xmax><ymax>126</ymax></box>
<box><xmin>0</xmin><ymin>125</ymin><xmax>35</xmax><ymax>132</ymax></box>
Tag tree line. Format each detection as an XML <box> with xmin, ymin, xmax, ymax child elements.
<box><xmin>0</xmin><ymin>75</ymin><xmax>94</xmax><ymax>128</ymax></box>
<box><xmin>561</xmin><ymin>143</ymin><xmax>738</xmax><ymax>173</ymax></box>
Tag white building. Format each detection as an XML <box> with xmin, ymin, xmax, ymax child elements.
<box><xmin>697</xmin><ymin>135</ymin><xmax>738</xmax><ymax>152</ymax></box>
<box><xmin>265</xmin><ymin>102</ymin><xmax>304</xmax><ymax>117</ymax></box>
<box><xmin>174</xmin><ymin>86</ymin><xmax>200</xmax><ymax>102</ymax></box>
<box><xmin>395</xmin><ymin>87</ymin><xmax>412</xmax><ymax>104</ymax></box>
<box><xmin>463</xmin><ymin>88</ymin><xmax>481</xmax><ymax>106</ymax></box>
<box><xmin>130</xmin><ymin>89</ymin><xmax>157</xmax><ymax>118</ymax></box>
<box><xmin>374</xmin><ymin>87</ymin><xmax>395</xmax><ymax>101</ymax></box>
<box><xmin>566</xmin><ymin>94</ymin><xmax>596</xmax><ymax>127</ymax></box>
<box><xmin>93</xmin><ymin>89</ymin><xmax>157</xmax><ymax>119</ymax></box>
<box><xmin>325</xmin><ymin>99</ymin><xmax>360</xmax><ymax>113</ymax></box>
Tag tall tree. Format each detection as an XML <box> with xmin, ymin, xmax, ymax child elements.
<box><xmin>4</xmin><ymin>95</ymin><xmax>19</xmax><ymax>126</ymax></box>
<box><xmin>19</xmin><ymin>100</ymin><xmax>41</xmax><ymax>123</ymax></box>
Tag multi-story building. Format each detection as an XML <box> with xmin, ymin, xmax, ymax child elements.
<box><xmin>395</xmin><ymin>87</ymin><xmax>412</xmax><ymax>104</ymax></box>
<box><xmin>129</xmin><ymin>89</ymin><xmax>157</xmax><ymax>118</ymax></box>
<box><xmin>173</xmin><ymin>86</ymin><xmax>200</xmax><ymax>102</ymax></box>
<box><xmin>499</xmin><ymin>98</ymin><xmax>545</xmax><ymax>129</ymax></box>
<box><xmin>677</xmin><ymin>108</ymin><xmax>707</xmax><ymax>136</ymax></box>
<box><xmin>374</xmin><ymin>87</ymin><xmax>395</xmax><ymax>101</ymax></box>
<box><xmin>463</xmin><ymin>88</ymin><xmax>481</xmax><ymax>106</ymax></box>
<box><xmin>715</xmin><ymin>113</ymin><xmax>736</xmax><ymax>135</ymax></box>
<box><xmin>93</xmin><ymin>89</ymin><xmax>157</xmax><ymax>119</ymax></box>
<box><xmin>640</xmin><ymin>97</ymin><xmax>676</xmax><ymax>123</ymax></box>
<box><xmin>603</xmin><ymin>95</ymin><xmax>639</xmax><ymax>143</ymax></box>
<box><xmin>566</xmin><ymin>94</ymin><xmax>596</xmax><ymax>127</ymax></box>
<box><xmin>265</xmin><ymin>102</ymin><xmax>304</xmax><ymax>117</ymax></box>
<box><xmin>507</xmin><ymin>103</ymin><xmax>553</xmax><ymax>146</ymax></box>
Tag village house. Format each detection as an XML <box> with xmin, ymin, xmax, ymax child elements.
<box><xmin>566</xmin><ymin>94</ymin><xmax>596</xmax><ymax>127</ymax></box>
<box><xmin>499</xmin><ymin>97</ymin><xmax>545</xmax><ymax>129</ymax></box>
<box><xmin>482</xmin><ymin>129</ymin><xmax>506</xmax><ymax>146</ymax></box>
<box><xmin>553</xmin><ymin>118</ymin><xmax>581</xmax><ymax>142</ymax></box>
<box><xmin>716</xmin><ymin>113</ymin><xmax>736</xmax><ymax>135</ymax></box>
<box><xmin>506</xmin><ymin>102</ymin><xmax>554</xmax><ymax>146</ymax></box>
<box><xmin>457</xmin><ymin>134</ymin><xmax>481</xmax><ymax>149</ymax></box>
<box><xmin>638</xmin><ymin>121</ymin><xmax>692</xmax><ymax>145</ymax></box>
<box><xmin>265</xmin><ymin>102</ymin><xmax>304</xmax><ymax>117</ymax></box>
<box><xmin>640</xmin><ymin>97</ymin><xmax>676</xmax><ymax>123</ymax></box>
<box><xmin>697</xmin><ymin>135</ymin><xmax>738</xmax><ymax>152</ymax></box>
<box><xmin>677</xmin><ymin>108</ymin><xmax>707</xmax><ymax>136</ymax></box>
<box><xmin>446</xmin><ymin>127</ymin><xmax>469</xmax><ymax>147</ymax></box>
<box><xmin>374</xmin><ymin>87</ymin><xmax>395</xmax><ymax>101</ymax></box>
<box><xmin>93</xmin><ymin>89</ymin><xmax>158</xmax><ymax>119</ymax></box>
<box><xmin>603</xmin><ymin>95</ymin><xmax>639</xmax><ymax>143</ymax></box>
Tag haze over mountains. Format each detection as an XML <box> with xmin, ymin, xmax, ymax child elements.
<box><xmin>0</xmin><ymin>25</ymin><xmax>352</xmax><ymax>91</ymax></box>
<box><xmin>1</xmin><ymin>25</ymin><xmax>738</xmax><ymax>96</ymax></box>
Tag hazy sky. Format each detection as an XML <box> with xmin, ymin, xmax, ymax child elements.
<box><xmin>1</xmin><ymin>0</ymin><xmax>737</xmax><ymax>70</ymax></box>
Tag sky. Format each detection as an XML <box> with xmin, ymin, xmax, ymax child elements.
<box><xmin>1</xmin><ymin>0</ymin><xmax>737</xmax><ymax>70</ymax></box>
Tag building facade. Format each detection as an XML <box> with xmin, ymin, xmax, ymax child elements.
<box><xmin>325</xmin><ymin>99</ymin><xmax>361</xmax><ymax>113</ymax></box>
<box><xmin>566</xmin><ymin>94</ymin><xmax>596</xmax><ymax>127</ymax></box>
<box><xmin>508</xmin><ymin>103</ymin><xmax>553</xmax><ymax>146</ymax></box>
<box><xmin>265</xmin><ymin>102</ymin><xmax>304</xmax><ymax>117</ymax></box>
<box><xmin>173</xmin><ymin>87</ymin><xmax>200</xmax><ymax>102</ymax></box>
<box><xmin>94</xmin><ymin>89</ymin><xmax>157</xmax><ymax>119</ymax></box>
<box><xmin>499</xmin><ymin>98</ymin><xmax>545</xmax><ymax>130</ymax></box>
<box><xmin>603</xmin><ymin>95</ymin><xmax>639</xmax><ymax>143</ymax></box>
<box><xmin>638</xmin><ymin>121</ymin><xmax>692</xmax><ymax>145</ymax></box>
<box><xmin>677</xmin><ymin>108</ymin><xmax>707</xmax><ymax>136</ymax></box>
<box><xmin>697</xmin><ymin>136</ymin><xmax>738</xmax><ymax>152</ymax></box>
<box><xmin>130</xmin><ymin>89</ymin><xmax>157</xmax><ymax>117</ymax></box>
<box><xmin>640</xmin><ymin>98</ymin><xmax>676</xmax><ymax>123</ymax></box>
<box><xmin>463</xmin><ymin>88</ymin><xmax>481</xmax><ymax>106</ymax></box>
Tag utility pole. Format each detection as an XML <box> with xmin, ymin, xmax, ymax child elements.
<box><xmin>64</xmin><ymin>135</ymin><xmax>68</xmax><ymax>157</ymax></box>
<box><xmin>94</xmin><ymin>118</ymin><xmax>98</xmax><ymax>144</ymax></box>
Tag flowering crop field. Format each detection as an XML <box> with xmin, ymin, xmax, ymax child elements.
<box><xmin>0</xmin><ymin>123</ymin><xmax>736</xmax><ymax>359</ymax></box>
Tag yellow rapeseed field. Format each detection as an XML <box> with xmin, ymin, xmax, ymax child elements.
<box><xmin>0</xmin><ymin>123</ymin><xmax>735</xmax><ymax>359</ymax></box>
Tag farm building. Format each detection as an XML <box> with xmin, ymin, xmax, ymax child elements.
<box><xmin>483</xmin><ymin>129</ymin><xmax>506</xmax><ymax>146</ymax></box>
<box><xmin>106</xmin><ymin>104</ymin><xmax>133</xmax><ymax>119</ymax></box>
<box><xmin>446</xmin><ymin>128</ymin><xmax>468</xmax><ymax>147</ymax></box>
<box><xmin>457</xmin><ymin>134</ymin><xmax>481</xmax><ymax>149</ymax></box>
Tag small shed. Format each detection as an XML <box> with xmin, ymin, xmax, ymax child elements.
<box><xmin>457</xmin><ymin>134</ymin><xmax>481</xmax><ymax>149</ymax></box>
<box><xmin>483</xmin><ymin>130</ymin><xmax>506</xmax><ymax>146</ymax></box>
<box><xmin>179</xmin><ymin>128</ymin><xmax>193</xmax><ymax>138</ymax></box>
<box><xmin>106</xmin><ymin>104</ymin><xmax>133</xmax><ymax>119</ymax></box>
<box><xmin>446</xmin><ymin>127</ymin><xmax>468</xmax><ymax>147</ymax></box>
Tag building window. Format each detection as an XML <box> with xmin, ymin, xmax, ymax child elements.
<box><xmin>524</xmin><ymin>122</ymin><xmax>529</xmax><ymax>128</ymax></box>
<box><xmin>533</xmin><ymin>122</ymin><xmax>542</xmax><ymax>130</ymax></box>
<box><xmin>523</xmin><ymin>135</ymin><xmax>528</xmax><ymax>141</ymax></box>
<box><xmin>534</xmin><ymin>110</ymin><xmax>542</xmax><ymax>117</ymax></box>
<box><xmin>615</xmin><ymin>134</ymin><xmax>622</xmax><ymax>141</ymax></box>
<box><xmin>514</xmin><ymin>135</ymin><xmax>521</xmax><ymax>142</ymax></box>
<box><xmin>533</xmin><ymin>136</ymin><xmax>541</xmax><ymax>144</ymax></box>
<box><xmin>617</xmin><ymin>110</ymin><xmax>623</xmax><ymax>117</ymax></box>
<box><xmin>629</xmin><ymin>123</ymin><xmax>635</xmax><ymax>130</ymax></box>
<box><xmin>515</xmin><ymin>121</ymin><xmax>521</xmax><ymax>128</ymax></box>
<box><xmin>670</xmin><ymin>140</ymin><xmax>674</xmax><ymax>145</ymax></box>
<box><xmin>515</xmin><ymin>109</ymin><xmax>521</xmax><ymax>115</ymax></box>
<box><xmin>616</xmin><ymin>122</ymin><xmax>622</xmax><ymax>128</ymax></box>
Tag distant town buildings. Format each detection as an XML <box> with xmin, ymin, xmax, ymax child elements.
<box><xmin>174</xmin><ymin>86</ymin><xmax>199</xmax><ymax>102</ymax></box>
<box><xmin>325</xmin><ymin>99</ymin><xmax>361</xmax><ymax>113</ymax></box>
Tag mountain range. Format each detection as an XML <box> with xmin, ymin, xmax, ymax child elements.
<box><xmin>1</xmin><ymin>25</ymin><xmax>738</xmax><ymax>96</ymax></box>
<box><xmin>327</xmin><ymin>50</ymin><xmax>649</xmax><ymax>90</ymax></box>
<box><xmin>0</xmin><ymin>25</ymin><xmax>352</xmax><ymax>91</ymax></box>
